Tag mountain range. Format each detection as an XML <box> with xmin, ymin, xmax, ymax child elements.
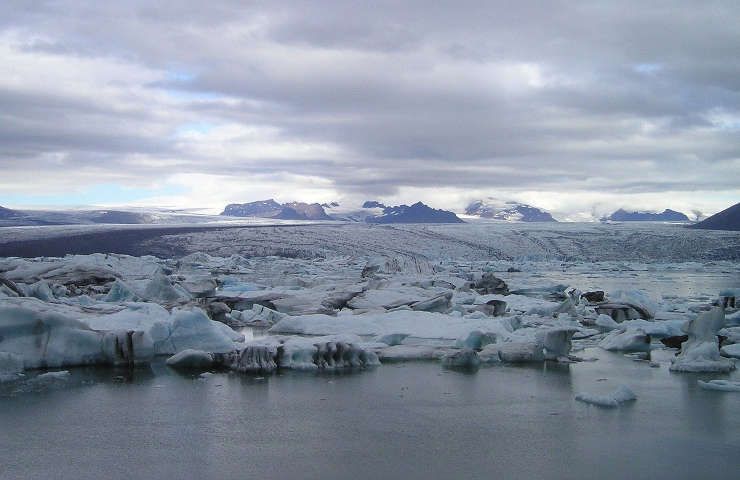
<box><xmin>464</xmin><ymin>199</ymin><xmax>557</xmax><ymax>222</ymax></box>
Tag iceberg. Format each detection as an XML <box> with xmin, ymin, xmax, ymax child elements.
<box><xmin>0</xmin><ymin>298</ymin><xmax>153</xmax><ymax>368</ymax></box>
<box><xmin>479</xmin><ymin>342</ymin><xmax>544</xmax><ymax>363</ymax></box>
<box><xmin>595</xmin><ymin>313</ymin><xmax>619</xmax><ymax>331</ymax></box>
<box><xmin>455</xmin><ymin>330</ymin><xmax>497</xmax><ymax>350</ymax></box>
<box><xmin>155</xmin><ymin>308</ymin><xmax>238</xmax><ymax>355</ymax></box>
<box><xmin>441</xmin><ymin>349</ymin><xmax>481</xmax><ymax>369</ymax></box>
<box><xmin>670</xmin><ymin>307</ymin><xmax>735</xmax><ymax>372</ymax></box>
<box><xmin>141</xmin><ymin>270</ymin><xmax>192</xmax><ymax>303</ymax></box>
<box><xmin>218</xmin><ymin>344</ymin><xmax>278</xmax><ymax>373</ymax></box>
<box><xmin>537</xmin><ymin>327</ymin><xmax>578</xmax><ymax>360</ymax></box>
<box><xmin>104</xmin><ymin>279</ymin><xmax>140</xmax><ymax>302</ymax></box>
<box><xmin>576</xmin><ymin>385</ymin><xmax>637</xmax><ymax>407</ymax></box>
<box><xmin>218</xmin><ymin>335</ymin><xmax>380</xmax><ymax>372</ymax></box>
<box><xmin>166</xmin><ymin>349</ymin><xmax>215</xmax><ymax>369</ymax></box>
<box><xmin>599</xmin><ymin>328</ymin><xmax>651</xmax><ymax>352</ymax></box>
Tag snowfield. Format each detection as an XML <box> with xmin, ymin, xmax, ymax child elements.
<box><xmin>0</xmin><ymin>222</ymin><xmax>738</xmax><ymax>393</ymax></box>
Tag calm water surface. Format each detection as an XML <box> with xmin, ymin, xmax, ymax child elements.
<box><xmin>1</xmin><ymin>347</ymin><xmax>738</xmax><ymax>480</ymax></box>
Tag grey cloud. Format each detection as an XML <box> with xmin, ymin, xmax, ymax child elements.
<box><xmin>0</xmin><ymin>0</ymin><xmax>738</xmax><ymax>208</ymax></box>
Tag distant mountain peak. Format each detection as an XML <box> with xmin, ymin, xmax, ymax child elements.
<box><xmin>362</xmin><ymin>200</ymin><xmax>386</xmax><ymax>209</ymax></box>
<box><xmin>604</xmin><ymin>208</ymin><xmax>689</xmax><ymax>222</ymax></box>
<box><xmin>465</xmin><ymin>199</ymin><xmax>557</xmax><ymax>222</ymax></box>
<box><xmin>366</xmin><ymin>202</ymin><xmax>464</xmax><ymax>224</ymax></box>
<box><xmin>221</xmin><ymin>199</ymin><xmax>331</xmax><ymax>220</ymax></box>
<box><xmin>689</xmin><ymin>202</ymin><xmax>740</xmax><ymax>231</ymax></box>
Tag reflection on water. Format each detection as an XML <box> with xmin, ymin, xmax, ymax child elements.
<box><xmin>1</xmin><ymin>348</ymin><xmax>738</xmax><ymax>480</ymax></box>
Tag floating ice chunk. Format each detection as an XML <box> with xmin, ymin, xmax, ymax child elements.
<box><xmin>442</xmin><ymin>349</ymin><xmax>481</xmax><ymax>369</ymax></box>
<box><xmin>608</xmin><ymin>290</ymin><xmax>657</xmax><ymax>319</ymax></box>
<box><xmin>455</xmin><ymin>330</ymin><xmax>497</xmax><ymax>350</ymax></box>
<box><xmin>104</xmin><ymin>279</ymin><xmax>140</xmax><ymax>302</ymax></box>
<box><xmin>164</xmin><ymin>308</ymin><xmax>238</xmax><ymax>354</ymax></box>
<box><xmin>141</xmin><ymin>270</ymin><xmax>191</xmax><ymax>303</ymax></box>
<box><xmin>726</xmin><ymin>310</ymin><xmax>740</xmax><ymax>327</ymax></box>
<box><xmin>378</xmin><ymin>345</ymin><xmax>451</xmax><ymax>362</ymax></box>
<box><xmin>222</xmin><ymin>334</ymin><xmax>380</xmax><ymax>372</ymax></box>
<box><xmin>219</xmin><ymin>344</ymin><xmax>278</xmax><ymax>373</ymax></box>
<box><xmin>670</xmin><ymin>307</ymin><xmax>735</xmax><ymax>373</ymax></box>
<box><xmin>410</xmin><ymin>292</ymin><xmax>452</xmax><ymax>313</ymax></box>
<box><xmin>348</xmin><ymin>285</ymin><xmax>438</xmax><ymax>311</ymax></box>
<box><xmin>212</xmin><ymin>321</ymin><xmax>245</xmax><ymax>343</ymax></box>
<box><xmin>697</xmin><ymin>380</ymin><xmax>740</xmax><ymax>392</ymax></box>
<box><xmin>472</xmin><ymin>299</ymin><xmax>507</xmax><ymax>317</ymax></box>
<box><xmin>480</xmin><ymin>342</ymin><xmax>544</xmax><ymax>363</ymax></box>
<box><xmin>166</xmin><ymin>349</ymin><xmax>214</xmax><ymax>369</ymax></box>
<box><xmin>720</xmin><ymin>326</ymin><xmax>740</xmax><ymax>344</ymax></box>
<box><xmin>270</xmin><ymin>309</ymin><xmax>514</xmax><ymax>342</ymax></box>
<box><xmin>576</xmin><ymin>385</ymin><xmax>636</xmax><ymax>408</ymax></box>
<box><xmin>595</xmin><ymin>314</ymin><xmax>619</xmax><ymax>331</ymax></box>
<box><xmin>538</xmin><ymin>327</ymin><xmax>578</xmax><ymax>360</ymax></box>
<box><xmin>285</xmin><ymin>335</ymin><xmax>380</xmax><ymax>370</ymax></box>
<box><xmin>0</xmin><ymin>298</ymin><xmax>148</xmax><ymax>368</ymax></box>
<box><xmin>619</xmin><ymin>319</ymin><xmax>683</xmax><ymax>339</ymax></box>
<box><xmin>20</xmin><ymin>280</ymin><xmax>55</xmax><ymax>301</ymax></box>
<box><xmin>178</xmin><ymin>275</ymin><xmax>218</xmax><ymax>297</ymax></box>
<box><xmin>599</xmin><ymin>328</ymin><xmax>651</xmax><ymax>352</ymax></box>
<box><xmin>232</xmin><ymin>304</ymin><xmax>285</xmax><ymax>327</ymax></box>
<box><xmin>720</xmin><ymin>343</ymin><xmax>740</xmax><ymax>359</ymax></box>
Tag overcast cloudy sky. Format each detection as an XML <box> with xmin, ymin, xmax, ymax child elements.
<box><xmin>1</xmin><ymin>1</ymin><xmax>738</xmax><ymax>219</ymax></box>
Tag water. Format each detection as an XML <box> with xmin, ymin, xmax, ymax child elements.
<box><xmin>1</xmin><ymin>348</ymin><xmax>738</xmax><ymax>480</ymax></box>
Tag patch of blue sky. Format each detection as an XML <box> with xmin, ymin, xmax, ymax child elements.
<box><xmin>165</xmin><ymin>69</ymin><xmax>196</xmax><ymax>82</ymax></box>
<box><xmin>633</xmin><ymin>63</ymin><xmax>662</xmax><ymax>74</ymax></box>
<box><xmin>175</xmin><ymin>121</ymin><xmax>217</xmax><ymax>135</ymax></box>
<box><xmin>1</xmin><ymin>183</ymin><xmax>185</xmax><ymax>208</ymax></box>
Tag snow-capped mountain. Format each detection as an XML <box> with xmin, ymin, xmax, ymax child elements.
<box><xmin>604</xmin><ymin>209</ymin><xmax>690</xmax><ymax>222</ymax></box>
<box><xmin>464</xmin><ymin>199</ymin><xmax>557</xmax><ymax>222</ymax></box>
<box><xmin>221</xmin><ymin>199</ymin><xmax>331</xmax><ymax>220</ymax></box>
<box><xmin>366</xmin><ymin>202</ymin><xmax>464</xmax><ymax>224</ymax></box>
<box><xmin>690</xmin><ymin>202</ymin><xmax>740</xmax><ymax>231</ymax></box>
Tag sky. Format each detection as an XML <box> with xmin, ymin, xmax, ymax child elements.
<box><xmin>0</xmin><ymin>0</ymin><xmax>738</xmax><ymax>220</ymax></box>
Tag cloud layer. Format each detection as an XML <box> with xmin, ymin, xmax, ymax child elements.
<box><xmin>1</xmin><ymin>1</ymin><xmax>738</xmax><ymax>218</ymax></box>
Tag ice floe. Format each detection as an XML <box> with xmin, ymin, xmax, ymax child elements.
<box><xmin>576</xmin><ymin>385</ymin><xmax>637</xmax><ymax>407</ymax></box>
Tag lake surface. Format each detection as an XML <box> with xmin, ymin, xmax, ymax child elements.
<box><xmin>1</xmin><ymin>348</ymin><xmax>738</xmax><ymax>480</ymax></box>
